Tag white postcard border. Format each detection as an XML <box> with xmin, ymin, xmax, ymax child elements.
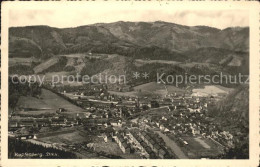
<box><xmin>1</xmin><ymin>1</ymin><xmax>259</xmax><ymax>167</ymax></box>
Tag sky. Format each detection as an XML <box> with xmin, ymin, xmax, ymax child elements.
<box><xmin>9</xmin><ymin>9</ymin><xmax>248</xmax><ymax>29</ymax></box>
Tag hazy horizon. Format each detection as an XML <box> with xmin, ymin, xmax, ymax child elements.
<box><xmin>9</xmin><ymin>10</ymin><xmax>248</xmax><ymax>30</ymax></box>
<box><xmin>9</xmin><ymin>20</ymin><xmax>249</xmax><ymax>30</ymax></box>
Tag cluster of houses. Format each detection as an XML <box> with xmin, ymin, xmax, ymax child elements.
<box><xmin>133</xmin><ymin>129</ymin><xmax>172</xmax><ymax>159</ymax></box>
<box><xmin>127</xmin><ymin>130</ymin><xmax>155</xmax><ymax>158</ymax></box>
<box><xmin>136</xmin><ymin>100</ymin><xmax>233</xmax><ymax>148</ymax></box>
<box><xmin>211</xmin><ymin>131</ymin><xmax>234</xmax><ymax>148</ymax></box>
<box><xmin>113</xmin><ymin>133</ymin><xmax>132</xmax><ymax>154</ymax></box>
<box><xmin>112</xmin><ymin>128</ymin><xmax>173</xmax><ymax>159</ymax></box>
<box><xmin>9</xmin><ymin>116</ymin><xmax>79</xmax><ymax>130</ymax></box>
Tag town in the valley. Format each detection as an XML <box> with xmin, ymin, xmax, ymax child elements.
<box><xmin>8</xmin><ymin>73</ymin><xmax>245</xmax><ymax>159</ymax></box>
<box><xmin>8</xmin><ymin>20</ymin><xmax>249</xmax><ymax>159</ymax></box>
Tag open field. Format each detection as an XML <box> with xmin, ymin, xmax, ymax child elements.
<box><xmin>38</xmin><ymin>72</ymin><xmax>85</xmax><ymax>86</ymax></box>
<box><xmin>33</xmin><ymin>57</ymin><xmax>59</xmax><ymax>74</ymax></box>
<box><xmin>59</xmin><ymin>53</ymin><xmax>87</xmax><ymax>58</ymax></box>
<box><xmin>16</xmin><ymin>89</ymin><xmax>86</xmax><ymax>114</ymax></box>
<box><xmin>181</xmin><ymin>135</ymin><xmax>224</xmax><ymax>158</ymax></box>
<box><xmin>93</xmin><ymin>140</ymin><xmax>123</xmax><ymax>156</ymax></box>
<box><xmin>108</xmin><ymin>91</ymin><xmax>137</xmax><ymax>97</ymax></box>
<box><xmin>59</xmin><ymin>53</ymin><xmax>116</xmax><ymax>60</ymax></box>
<box><xmin>38</xmin><ymin>131</ymin><xmax>88</xmax><ymax>145</ymax></box>
<box><xmin>178</xmin><ymin>62</ymin><xmax>212</xmax><ymax>68</ymax></box>
<box><xmin>134</xmin><ymin>82</ymin><xmax>185</xmax><ymax>96</ymax></box>
<box><xmin>17</xmin><ymin>96</ymin><xmax>52</xmax><ymax>109</ymax></box>
<box><xmin>135</xmin><ymin>59</ymin><xmax>181</xmax><ymax>67</ymax></box>
<box><xmin>9</xmin><ymin>58</ymin><xmax>37</xmax><ymax>67</ymax></box>
<box><xmin>192</xmin><ymin>85</ymin><xmax>233</xmax><ymax>97</ymax></box>
<box><xmin>227</xmin><ymin>56</ymin><xmax>242</xmax><ymax>66</ymax></box>
<box><xmin>38</xmin><ymin>71</ymin><xmax>72</xmax><ymax>81</ymax></box>
<box><xmin>38</xmin><ymin>88</ymin><xmax>85</xmax><ymax>113</ymax></box>
<box><xmin>109</xmin><ymin>82</ymin><xmax>185</xmax><ymax>98</ymax></box>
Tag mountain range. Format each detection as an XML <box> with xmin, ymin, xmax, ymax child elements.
<box><xmin>9</xmin><ymin>21</ymin><xmax>249</xmax><ymax>76</ymax></box>
<box><xmin>9</xmin><ymin>21</ymin><xmax>248</xmax><ymax>56</ymax></box>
